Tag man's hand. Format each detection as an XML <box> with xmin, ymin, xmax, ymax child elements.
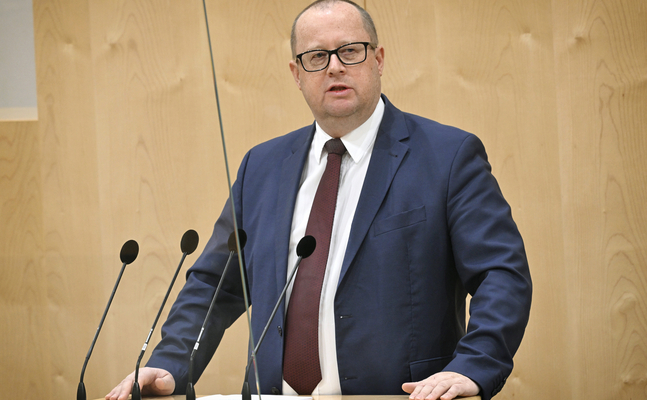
<box><xmin>105</xmin><ymin>367</ymin><xmax>175</xmax><ymax>400</ymax></box>
<box><xmin>402</xmin><ymin>371</ymin><xmax>479</xmax><ymax>400</ymax></box>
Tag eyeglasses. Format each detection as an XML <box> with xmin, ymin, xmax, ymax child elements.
<box><xmin>296</xmin><ymin>42</ymin><xmax>374</xmax><ymax>72</ymax></box>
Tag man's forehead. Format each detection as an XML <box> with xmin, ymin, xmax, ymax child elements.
<box><xmin>294</xmin><ymin>3</ymin><xmax>368</xmax><ymax>49</ymax></box>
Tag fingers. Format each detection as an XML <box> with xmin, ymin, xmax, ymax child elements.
<box><xmin>402</xmin><ymin>372</ymin><xmax>479</xmax><ymax>400</ymax></box>
<box><xmin>105</xmin><ymin>368</ymin><xmax>175</xmax><ymax>400</ymax></box>
<box><xmin>105</xmin><ymin>371</ymin><xmax>135</xmax><ymax>400</ymax></box>
<box><xmin>408</xmin><ymin>380</ymin><xmax>458</xmax><ymax>400</ymax></box>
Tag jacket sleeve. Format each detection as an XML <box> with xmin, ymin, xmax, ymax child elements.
<box><xmin>441</xmin><ymin>134</ymin><xmax>532</xmax><ymax>400</ymax></box>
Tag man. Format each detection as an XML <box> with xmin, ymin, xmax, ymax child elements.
<box><xmin>107</xmin><ymin>1</ymin><xmax>531</xmax><ymax>400</ymax></box>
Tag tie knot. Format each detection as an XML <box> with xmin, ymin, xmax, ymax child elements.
<box><xmin>324</xmin><ymin>138</ymin><xmax>346</xmax><ymax>156</ymax></box>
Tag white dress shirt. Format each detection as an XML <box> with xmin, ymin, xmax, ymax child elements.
<box><xmin>282</xmin><ymin>98</ymin><xmax>385</xmax><ymax>395</ymax></box>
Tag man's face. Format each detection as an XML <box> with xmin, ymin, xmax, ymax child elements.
<box><xmin>289</xmin><ymin>2</ymin><xmax>385</xmax><ymax>137</ymax></box>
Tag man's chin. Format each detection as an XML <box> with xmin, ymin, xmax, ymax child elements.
<box><xmin>323</xmin><ymin>101</ymin><xmax>359</xmax><ymax>119</ymax></box>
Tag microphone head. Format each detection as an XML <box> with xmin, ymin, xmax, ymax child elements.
<box><xmin>227</xmin><ymin>229</ymin><xmax>247</xmax><ymax>253</ymax></box>
<box><xmin>181</xmin><ymin>229</ymin><xmax>200</xmax><ymax>255</ymax></box>
<box><xmin>120</xmin><ymin>240</ymin><xmax>139</xmax><ymax>265</ymax></box>
<box><xmin>296</xmin><ymin>235</ymin><xmax>316</xmax><ymax>258</ymax></box>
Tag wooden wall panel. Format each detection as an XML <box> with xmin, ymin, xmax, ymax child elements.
<box><xmin>552</xmin><ymin>0</ymin><xmax>647</xmax><ymax>398</ymax></box>
<box><xmin>370</xmin><ymin>1</ymin><xmax>440</xmax><ymax>118</ymax></box>
<box><xmin>0</xmin><ymin>121</ymin><xmax>48</xmax><ymax>398</ymax></box>
<box><xmin>0</xmin><ymin>0</ymin><xmax>646</xmax><ymax>399</ymax></box>
<box><xmin>205</xmin><ymin>0</ymin><xmax>314</xmax><ymax>166</ymax></box>
<box><xmin>29</xmin><ymin>0</ymin><xmax>104</xmax><ymax>398</ymax></box>
<box><xmin>86</xmin><ymin>1</ymin><xmax>236</xmax><ymax>396</ymax></box>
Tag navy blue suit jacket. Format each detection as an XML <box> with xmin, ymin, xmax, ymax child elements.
<box><xmin>147</xmin><ymin>96</ymin><xmax>532</xmax><ymax>400</ymax></box>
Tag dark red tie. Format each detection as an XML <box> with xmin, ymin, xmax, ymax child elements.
<box><xmin>283</xmin><ymin>138</ymin><xmax>347</xmax><ymax>394</ymax></box>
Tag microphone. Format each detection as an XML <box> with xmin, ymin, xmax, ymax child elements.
<box><xmin>77</xmin><ymin>240</ymin><xmax>139</xmax><ymax>400</ymax></box>
<box><xmin>131</xmin><ymin>229</ymin><xmax>199</xmax><ymax>400</ymax></box>
<box><xmin>186</xmin><ymin>229</ymin><xmax>247</xmax><ymax>400</ymax></box>
<box><xmin>241</xmin><ymin>235</ymin><xmax>316</xmax><ymax>400</ymax></box>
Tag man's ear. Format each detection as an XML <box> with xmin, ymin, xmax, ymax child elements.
<box><xmin>289</xmin><ymin>60</ymin><xmax>302</xmax><ymax>90</ymax></box>
<box><xmin>374</xmin><ymin>45</ymin><xmax>385</xmax><ymax>76</ymax></box>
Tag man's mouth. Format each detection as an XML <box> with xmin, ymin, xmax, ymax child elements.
<box><xmin>328</xmin><ymin>84</ymin><xmax>351</xmax><ymax>93</ymax></box>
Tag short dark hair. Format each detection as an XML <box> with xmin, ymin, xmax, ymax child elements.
<box><xmin>290</xmin><ymin>0</ymin><xmax>379</xmax><ymax>59</ymax></box>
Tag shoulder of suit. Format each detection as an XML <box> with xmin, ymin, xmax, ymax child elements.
<box><xmin>381</xmin><ymin>97</ymin><xmax>477</xmax><ymax>146</ymax></box>
<box><xmin>248</xmin><ymin>123</ymin><xmax>313</xmax><ymax>154</ymax></box>
<box><xmin>398</xmin><ymin>110</ymin><xmax>479</xmax><ymax>150</ymax></box>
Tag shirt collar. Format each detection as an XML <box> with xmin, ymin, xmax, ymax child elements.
<box><xmin>312</xmin><ymin>97</ymin><xmax>385</xmax><ymax>165</ymax></box>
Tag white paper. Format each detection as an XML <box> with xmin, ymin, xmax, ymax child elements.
<box><xmin>201</xmin><ymin>395</ymin><xmax>310</xmax><ymax>400</ymax></box>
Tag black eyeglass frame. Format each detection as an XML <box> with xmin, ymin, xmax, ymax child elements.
<box><xmin>296</xmin><ymin>42</ymin><xmax>375</xmax><ymax>72</ymax></box>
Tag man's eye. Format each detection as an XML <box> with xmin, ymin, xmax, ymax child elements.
<box><xmin>310</xmin><ymin>51</ymin><xmax>327</xmax><ymax>60</ymax></box>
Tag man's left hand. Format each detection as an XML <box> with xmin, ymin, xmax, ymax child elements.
<box><xmin>402</xmin><ymin>371</ymin><xmax>480</xmax><ymax>400</ymax></box>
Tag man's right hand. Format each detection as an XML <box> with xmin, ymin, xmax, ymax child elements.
<box><xmin>105</xmin><ymin>367</ymin><xmax>175</xmax><ymax>400</ymax></box>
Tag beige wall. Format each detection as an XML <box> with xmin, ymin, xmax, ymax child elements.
<box><xmin>1</xmin><ymin>0</ymin><xmax>646</xmax><ymax>399</ymax></box>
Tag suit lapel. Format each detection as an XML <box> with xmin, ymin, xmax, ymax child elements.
<box><xmin>274</xmin><ymin>126</ymin><xmax>314</xmax><ymax>298</ymax></box>
<box><xmin>338</xmin><ymin>98</ymin><xmax>410</xmax><ymax>286</ymax></box>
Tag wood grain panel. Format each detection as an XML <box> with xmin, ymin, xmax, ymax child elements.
<box><xmin>205</xmin><ymin>0</ymin><xmax>313</xmax><ymax>167</ymax></box>
<box><xmin>86</xmin><ymin>1</ymin><xmax>235</xmax><ymax>397</ymax></box>
<box><xmin>552</xmin><ymin>0</ymin><xmax>647</xmax><ymax>398</ymax></box>
<box><xmin>30</xmin><ymin>0</ymin><xmax>106</xmax><ymax>398</ymax></box>
<box><xmin>0</xmin><ymin>121</ymin><xmax>48</xmax><ymax>398</ymax></box>
<box><xmin>367</xmin><ymin>1</ymin><xmax>440</xmax><ymax>118</ymax></box>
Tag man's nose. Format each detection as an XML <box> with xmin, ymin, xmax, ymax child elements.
<box><xmin>327</xmin><ymin>54</ymin><xmax>346</xmax><ymax>74</ymax></box>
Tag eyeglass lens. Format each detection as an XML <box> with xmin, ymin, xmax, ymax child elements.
<box><xmin>301</xmin><ymin>43</ymin><xmax>367</xmax><ymax>71</ymax></box>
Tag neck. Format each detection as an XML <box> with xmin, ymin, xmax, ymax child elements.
<box><xmin>317</xmin><ymin>96</ymin><xmax>381</xmax><ymax>138</ymax></box>
<box><xmin>318</xmin><ymin>118</ymin><xmax>364</xmax><ymax>138</ymax></box>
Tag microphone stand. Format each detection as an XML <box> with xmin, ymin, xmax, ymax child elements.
<box><xmin>241</xmin><ymin>236</ymin><xmax>316</xmax><ymax>400</ymax></box>
<box><xmin>186</xmin><ymin>230</ymin><xmax>247</xmax><ymax>400</ymax></box>
<box><xmin>77</xmin><ymin>240</ymin><xmax>139</xmax><ymax>400</ymax></box>
<box><xmin>131</xmin><ymin>229</ymin><xmax>199</xmax><ymax>400</ymax></box>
